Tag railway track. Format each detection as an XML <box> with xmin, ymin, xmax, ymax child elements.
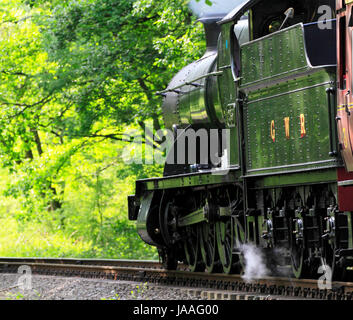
<box><xmin>0</xmin><ymin>257</ymin><xmax>352</xmax><ymax>300</ymax></box>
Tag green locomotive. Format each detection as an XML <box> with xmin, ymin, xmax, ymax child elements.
<box><xmin>128</xmin><ymin>0</ymin><xmax>353</xmax><ymax>280</ymax></box>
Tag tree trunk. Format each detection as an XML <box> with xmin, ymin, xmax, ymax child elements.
<box><xmin>31</xmin><ymin>128</ymin><xmax>43</xmax><ymax>156</ymax></box>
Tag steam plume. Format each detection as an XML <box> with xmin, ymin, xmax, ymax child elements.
<box><xmin>240</xmin><ymin>244</ymin><xmax>269</xmax><ymax>282</ymax></box>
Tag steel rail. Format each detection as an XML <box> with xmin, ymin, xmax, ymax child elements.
<box><xmin>0</xmin><ymin>258</ymin><xmax>352</xmax><ymax>300</ymax></box>
<box><xmin>0</xmin><ymin>257</ymin><xmax>161</xmax><ymax>268</ymax></box>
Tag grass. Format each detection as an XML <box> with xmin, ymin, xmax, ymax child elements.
<box><xmin>0</xmin><ymin>216</ymin><xmax>92</xmax><ymax>257</ymax></box>
<box><xmin>0</xmin><ymin>168</ymin><xmax>158</xmax><ymax>260</ymax></box>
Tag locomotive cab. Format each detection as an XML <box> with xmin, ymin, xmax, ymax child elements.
<box><xmin>226</xmin><ymin>0</ymin><xmax>336</xmax><ymax>70</ymax></box>
<box><xmin>218</xmin><ymin>0</ymin><xmax>337</xmax><ymax>172</ymax></box>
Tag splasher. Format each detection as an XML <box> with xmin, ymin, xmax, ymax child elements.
<box><xmin>188</xmin><ymin>0</ymin><xmax>247</xmax><ymax>18</ymax></box>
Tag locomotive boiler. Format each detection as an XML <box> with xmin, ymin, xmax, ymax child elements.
<box><xmin>128</xmin><ymin>0</ymin><xmax>353</xmax><ymax>281</ymax></box>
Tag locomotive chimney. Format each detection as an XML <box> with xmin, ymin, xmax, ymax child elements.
<box><xmin>198</xmin><ymin>15</ymin><xmax>225</xmax><ymax>54</ymax></box>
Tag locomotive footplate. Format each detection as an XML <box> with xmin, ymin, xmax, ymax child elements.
<box><xmin>133</xmin><ymin>167</ymin><xmax>240</xmax><ymax>199</ymax></box>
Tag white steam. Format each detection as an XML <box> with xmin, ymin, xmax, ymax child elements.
<box><xmin>188</xmin><ymin>0</ymin><xmax>247</xmax><ymax>18</ymax></box>
<box><xmin>240</xmin><ymin>244</ymin><xmax>269</xmax><ymax>282</ymax></box>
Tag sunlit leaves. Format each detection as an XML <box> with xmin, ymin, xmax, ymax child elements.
<box><xmin>0</xmin><ymin>0</ymin><xmax>210</xmax><ymax>259</ymax></box>
<box><xmin>0</xmin><ymin>0</ymin><xmax>204</xmax><ymax>216</ymax></box>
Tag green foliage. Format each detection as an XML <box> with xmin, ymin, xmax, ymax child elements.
<box><xmin>0</xmin><ymin>0</ymin><xmax>204</xmax><ymax>203</ymax></box>
<box><xmin>0</xmin><ymin>0</ymin><xmax>206</xmax><ymax>259</ymax></box>
<box><xmin>37</xmin><ymin>0</ymin><xmax>205</xmax><ymax>133</ymax></box>
<box><xmin>0</xmin><ymin>165</ymin><xmax>158</xmax><ymax>259</ymax></box>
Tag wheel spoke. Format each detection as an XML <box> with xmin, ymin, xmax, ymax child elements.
<box><xmin>184</xmin><ymin>225</ymin><xmax>203</xmax><ymax>272</ymax></box>
<box><xmin>199</xmin><ymin>222</ymin><xmax>218</xmax><ymax>273</ymax></box>
<box><xmin>217</xmin><ymin>219</ymin><xmax>235</xmax><ymax>274</ymax></box>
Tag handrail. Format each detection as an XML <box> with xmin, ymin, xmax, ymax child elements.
<box><xmin>156</xmin><ymin>71</ymin><xmax>223</xmax><ymax>96</ymax></box>
<box><xmin>326</xmin><ymin>87</ymin><xmax>338</xmax><ymax>157</ymax></box>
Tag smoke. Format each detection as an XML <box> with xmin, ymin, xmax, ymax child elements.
<box><xmin>188</xmin><ymin>0</ymin><xmax>247</xmax><ymax>18</ymax></box>
<box><xmin>240</xmin><ymin>244</ymin><xmax>269</xmax><ymax>282</ymax></box>
<box><xmin>241</xmin><ymin>245</ymin><xmax>293</xmax><ymax>281</ymax></box>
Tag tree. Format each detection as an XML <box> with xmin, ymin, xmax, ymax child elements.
<box><xmin>39</xmin><ymin>0</ymin><xmax>205</xmax><ymax>139</ymax></box>
<box><xmin>0</xmin><ymin>0</ymin><xmax>205</xmax><ymax>213</ymax></box>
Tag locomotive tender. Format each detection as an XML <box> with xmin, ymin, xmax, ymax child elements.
<box><xmin>128</xmin><ymin>0</ymin><xmax>353</xmax><ymax>280</ymax></box>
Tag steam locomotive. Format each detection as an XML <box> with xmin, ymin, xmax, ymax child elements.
<box><xmin>128</xmin><ymin>0</ymin><xmax>353</xmax><ymax>281</ymax></box>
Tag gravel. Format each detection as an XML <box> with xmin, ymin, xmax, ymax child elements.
<box><xmin>0</xmin><ymin>273</ymin><xmax>202</xmax><ymax>300</ymax></box>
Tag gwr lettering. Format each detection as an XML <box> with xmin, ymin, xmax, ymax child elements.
<box><xmin>270</xmin><ymin>114</ymin><xmax>307</xmax><ymax>141</ymax></box>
